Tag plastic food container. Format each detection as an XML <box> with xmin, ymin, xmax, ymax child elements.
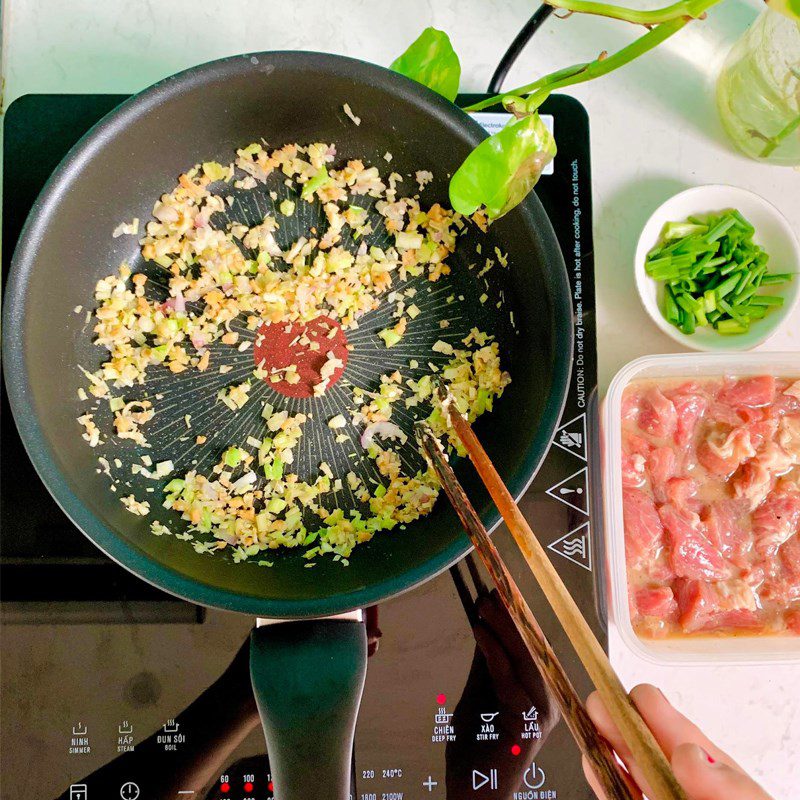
<box><xmin>603</xmin><ymin>352</ymin><xmax>800</xmax><ymax>665</ymax></box>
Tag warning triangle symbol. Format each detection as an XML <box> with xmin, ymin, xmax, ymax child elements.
<box><xmin>552</xmin><ymin>413</ymin><xmax>587</xmax><ymax>461</ymax></box>
<box><xmin>548</xmin><ymin>522</ymin><xmax>592</xmax><ymax>571</ymax></box>
<box><xmin>546</xmin><ymin>467</ymin><xmax>589</xmax><ymax>514</ymax></box>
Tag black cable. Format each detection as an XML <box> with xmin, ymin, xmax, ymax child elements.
<box><xmin>487</xmin><ymin>4</ymin><xmax>555</xmax><ymax>95</ymax></box>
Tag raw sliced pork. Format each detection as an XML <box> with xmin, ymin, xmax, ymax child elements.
<box><xmin>621</xmin><ymin>374</ymin><xmax>800</xmax><ymax>639</ymax></box>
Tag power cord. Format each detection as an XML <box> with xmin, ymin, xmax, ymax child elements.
<box><xmin>487</xmin><ymin>5</ymin><xmax>555</xmax><ymax>94</ymax></box>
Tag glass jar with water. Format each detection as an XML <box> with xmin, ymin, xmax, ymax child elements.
<box><xmin>717</xmin><ymin>7</ymin><xmax>800</xmax><ymax>165</ymax></box>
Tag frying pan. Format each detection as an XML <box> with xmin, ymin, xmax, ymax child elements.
<box><xmin>2</xmin><ymin>52</ymin><xmax>572</xmax><ymax>799</ymax></box>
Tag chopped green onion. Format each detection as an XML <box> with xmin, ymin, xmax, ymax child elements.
<box><xmin>646</xmin><ymin>209</ymin><xmax>783</xmax><ymax>338</ymax></box>
<box><xmin>760</xmin><ymin>273</ymin><xmax>793</xmax><ymax>285</ymax></box>
<box><xmin>715</xmin><ymin>273</ymin><xmax>741</xmax><ymax>298</ymax></box>
<box><xmin>662</xmin><ymin>221</ymin><xmax>708</xmax><ymax>240</ymax></box>
<box><xmin>664</xmin><ymin>286</ymin><xmax>680</xmax><ymax>325</ymax></box>
<box><xmin>680</xmin><ymin>314</ymin><xmax>696</xmax><ymax>335</ymax></box>
<box><xmin>705</xmin><ymin>214</ymin><xmax>737</xmax><ymax>242</ymax></box>
<box><xmin>717</xmin><ymin>297</ymin><xmax>749</xmax><ymax>325</ymax></box>
<box><xmin>716</xmin><ymin>319</ymin><xmax>749</xmax><ymax>334</ymax></box>
<box><xmin>734</xmin><ymin>270</ymin><xmax>754</xmax><ymax>296</ymax></box>
<box><xmin>749</xmin><ymin>295</ymin><xmax>784</xmax><ymax>307</ymax></box>
<box><xmin>736</xmin><ymin>284</ymin><xmax>758</xmax><ymax>305</ymax></box>
<box><xmin>731</xmin><ymin>209</ymin><xmax>755</xmax><ymax>235</ymax></box>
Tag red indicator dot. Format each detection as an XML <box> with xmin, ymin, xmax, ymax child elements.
<box><xmin>511</xmin><ymin>744</ymin><xmax>522</xmax><ymax>756</ymax></box>
<box><xmin>244</xmin><ymin>782</ymin><xmax>254</xmax><ymax>792</ymax></box>
<box><xmin>220</xmin><ymin>783</ymin><xmax>230</xmax><ymax>793</ymax></box>
<box><xmin>268</xmin><ymin>781</ymin><xmax>274</xmax><ymax>792</ymax></box>
<box><xmin>436</xmin><ymin>693</ymin><xmax>447</xmax><ymax>704</ymax></box>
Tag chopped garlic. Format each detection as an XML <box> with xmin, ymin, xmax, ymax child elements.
<box><xmin>112</xmin><ymin>218</ymin><xmax>139</xmax><ymax>237</ymax></box>
<box><xmin>121</xmin><ymin>495</ymin><xmax>150</xmax><ymax>516</ymax></box>
<box><xmin>415</xmin><ymin>170</ymin><xmax>433</xmax><ymax>191</ymax></box>
<box><xmin>343</xmin><ymin>103</ymin><xmax>361</xmax><ymax>126</ymax></box>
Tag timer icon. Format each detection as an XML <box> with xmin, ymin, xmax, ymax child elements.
<box><xmin>120</xmin><ymin>782</ymin><xmax>140</xmax><ymax>800</ymax></box>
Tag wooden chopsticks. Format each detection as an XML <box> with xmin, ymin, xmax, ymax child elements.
<box><xmin>419</xmin><ymin>385</ymin><xmax>688</xmax><ymax>800</ymax></box>
<box><xmin>416</xmin><ymin>423</ymin><xmax>641</xmax><ymax>800</ymax></box>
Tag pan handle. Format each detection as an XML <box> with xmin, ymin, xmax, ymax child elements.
<box><xmin>250</xmin><ymin>616</ymin><xmax>368</xmax><ymax>800</ymax></box>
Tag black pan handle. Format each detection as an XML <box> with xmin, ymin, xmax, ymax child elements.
<box><xmin>250</xmin><ymin>618</ymin><xmax>367</xmax><ymax>800</ymax></box>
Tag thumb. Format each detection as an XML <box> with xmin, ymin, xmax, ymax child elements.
<box><xmin>672</xmin><ymin>743</ymin><xmax>774</xmax><ymax>800</ymax></box>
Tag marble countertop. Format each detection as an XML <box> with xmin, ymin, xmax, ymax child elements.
<box><xmin>2</xmin><ymin>0</ymin><xmax>798</xmax><ymax>796</ymax></box>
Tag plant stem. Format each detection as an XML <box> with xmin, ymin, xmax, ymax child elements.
<box><xmin>464</xmin><ymin>0</ymin><xmax>723</xmax><ymax>113</ymax></box>
<box><xmin>758</xmin><ymin>112</ymin><xmax>800</xmax><ymax>157</ymax></box>
<box><xmin>526</xmin><ymin>17</ymin><xmax>689</xmax><ymax>103</ymax></box>
<box><xmin>544</xmin><ymin>0</ymin><xmax>708</xmax><ymax>25</ymax></box>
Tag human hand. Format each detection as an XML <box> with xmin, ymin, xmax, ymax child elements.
<box><xmin>583</xmin><ymin>683</ymin><xmax>774</xmax><ymax>800</ymax></box>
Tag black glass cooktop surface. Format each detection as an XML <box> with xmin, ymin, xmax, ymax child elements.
<box><xmin>1</xmin><ymin>92</ymin><xmax>600</xmax><ymax>800</ymax></box>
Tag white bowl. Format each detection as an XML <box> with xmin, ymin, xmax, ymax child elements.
<box><xmin>635</xmin><ymin>185</ymin><xmax>800</xmax><ymax>351</ymax></box>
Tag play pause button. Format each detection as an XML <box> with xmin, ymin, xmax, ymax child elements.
<box><xmin>472</xmin><ymin>768</ymin><xmax>498</xmax><ymax>790</ymax></box>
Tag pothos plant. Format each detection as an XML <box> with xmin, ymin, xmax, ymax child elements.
<box><xmin>389</xmin><ymin>0</ymin><xmax>800</xmax><ymax>221</ymax></box>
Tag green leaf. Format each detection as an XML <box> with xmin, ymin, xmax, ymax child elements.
<box><xmin>449</xmin><ymin>113</ymin><xmax>557</xmax><ymax>220</ymax></box>
<box><xmin>390</xmin><ymin>28</ymin><xmax>461</xmax><ymax>102</ymax></box>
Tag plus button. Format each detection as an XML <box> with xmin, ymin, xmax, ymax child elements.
<box><xmin>423</xmin><ymin>776</ymin><xmax>438</xmax><ymax>792</ymax></box>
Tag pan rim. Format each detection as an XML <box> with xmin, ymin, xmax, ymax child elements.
<box><xmin>2</xmin><ymin>51</ymin><xmax>573</xmax><ymax>618</ymax></box>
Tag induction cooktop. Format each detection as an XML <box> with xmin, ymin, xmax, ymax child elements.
<box><xmin>1</xmin><ymin>92</ymin><xmax>601</xmax><ymax>800</ymax></box>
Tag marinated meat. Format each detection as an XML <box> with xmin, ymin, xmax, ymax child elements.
<box><xmin>638</xmin><ymin>388</ymin><xmax>677</xmax><ymax>439</ymax></box>
<box><xmin>621</xmin><ymin>375</ymin><xmax>800</xmax><ymax>638</ymax></box>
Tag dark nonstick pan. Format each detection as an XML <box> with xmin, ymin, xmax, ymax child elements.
<box><xmin>3</xmin><ymin>52</ymin><xmax>572</xmax><ymax>799</ymax></box>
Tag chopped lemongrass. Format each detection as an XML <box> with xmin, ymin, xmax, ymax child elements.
<box><xmin>395</xmin><ymin>231</ymin><xmax>424</xmax><ymax>249</ymax></box>
<box><xmin>378</xmin><ymin>320</ymin><xmax>406</xmax><ymax>348</ymax></box>
<box><xmin>301</xmin><ymin>165</ymin><xmax>330</xmax><ymax>201</ymax></box>
<box><xmin>155</xmin><ymin>460</ymin><xmax>174</xmax><ymax>478</ymax></box>
<box><xmin>223</xmin><ymin>447</ymin><xmax>243</xmax><ymax>468</ymax></box>
<box><xmin>78</xmin><ymin>137</ymin><xmax>507</xmax><ymax>566</ymax></box>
